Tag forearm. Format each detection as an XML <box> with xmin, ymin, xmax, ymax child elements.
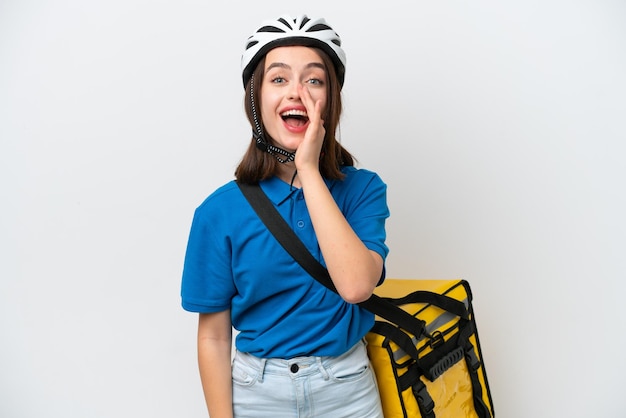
<box><xmin>298</xmin><ymin>168</ymin><xmax>382</xmax><ymax>303</ymax></box>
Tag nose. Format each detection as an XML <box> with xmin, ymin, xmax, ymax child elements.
<box><xmin>287</xmin><ymin>81</ymin><xmax>301</xmax><ymax>100</ymax></box>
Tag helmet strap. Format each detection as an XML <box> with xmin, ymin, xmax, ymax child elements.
<box><xmin>249</xmin><ymin>74</ymin><xmax>296</xmax><ymax>164</ymax></box>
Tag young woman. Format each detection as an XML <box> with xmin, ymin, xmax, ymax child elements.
<box><xmin>181</xmin><ymin>14</ymin><xmax>389</xmax><ymax>418</ymax></box>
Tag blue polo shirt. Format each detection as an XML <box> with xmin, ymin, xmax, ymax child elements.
<box><xmin>181</xmin><ymin>166</ymin><xmax>389</xmax><ymax>359</ymax></box>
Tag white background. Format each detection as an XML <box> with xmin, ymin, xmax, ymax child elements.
<box><xmin>1</xmin><ymin>0</ymin><xmax>625</xmax><ymax>417</ymax></box>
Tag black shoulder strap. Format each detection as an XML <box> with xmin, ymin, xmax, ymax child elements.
<box><xmin>237</xmin><ymin>181</ymin><xmax>428</xmax><ymax>338</ymax></box>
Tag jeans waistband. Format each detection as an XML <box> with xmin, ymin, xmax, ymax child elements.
<box><xmin>233</xmin><ymin>339</ymin><xmax>367</xmax><ymax>382</ymax></box>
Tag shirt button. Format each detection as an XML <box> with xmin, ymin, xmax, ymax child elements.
<box><xmin>290</xmin><ymin>364</ymin><xmax>299</xmax><ymax>373</ymax></box>
<box><xmin>297</xmin><ymin>220</ymin><xmax>305</xmax><ymax>228</ymax></box>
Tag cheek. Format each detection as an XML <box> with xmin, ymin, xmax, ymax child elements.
<box><xmin>260</xmin><ymin>91</ymin><xmax>280</xmax><ymax>114</ymax></box>
<box><xmin>259</xmin><ymin>97</ymin><xmax>277</xmax><ymax>124</ymax></box>
<box><xmin>312</xmin><ymin>90</ymin><xmax>328</xmax><ymax>113</ymax></box>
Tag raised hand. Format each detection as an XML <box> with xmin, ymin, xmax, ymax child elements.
<box><xmin>294</xmin><ymin>83</ymin><xmax>325</xmax><ymax>174</ymax></box>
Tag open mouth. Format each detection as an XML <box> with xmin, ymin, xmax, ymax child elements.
<box><xmin>281</xmin><ymin>109</ymin><xmax>309</xmax><ymax>127</ymax></box>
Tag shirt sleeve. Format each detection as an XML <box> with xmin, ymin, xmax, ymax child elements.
<box><xmin>180</xmin><ymin>201</ymin><xmax>236</xmax><ymax>313</ymax></box>
<box><xmin>337</xmin><ymin>168</ymin><xmax>390</xmax><ymax>261</ymax></box>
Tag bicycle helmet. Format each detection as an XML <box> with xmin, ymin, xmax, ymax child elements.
<box><xmin>241</xmin><ymin>14</ymin><xmax>347</xmax><ymax>88</ymax></box>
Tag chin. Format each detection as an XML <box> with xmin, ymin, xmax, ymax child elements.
<box><xmin>274</xmin><ymin>139</ymin><xmax>301</xmax><ymax>152</ymax></box>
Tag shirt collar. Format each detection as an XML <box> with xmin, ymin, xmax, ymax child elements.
<box><xmin>259</xmin><ymin>176</ymin><xmax>298</xmax><ymax>206</ymax></box>
<box><xmin>259</xmin><ymin>174</ymin><xmax>339</xmax><ymax>206</ymax></box>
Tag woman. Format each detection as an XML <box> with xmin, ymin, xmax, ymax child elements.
<box><xmin>181</xmin><ymin>14</ymin><xmax>389</xmax><ymax>417</ymax></box>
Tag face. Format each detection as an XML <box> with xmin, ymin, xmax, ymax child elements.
<box><xmin>260</xmin><ymin>46</ymin><xmax>328</xmax><ymax>152</ymax></box>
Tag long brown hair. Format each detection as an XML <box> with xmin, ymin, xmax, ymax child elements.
<box><xmin>234</xmin><ymin>47</ymin><xmax>354</xmax><ymax>184</ymax></box>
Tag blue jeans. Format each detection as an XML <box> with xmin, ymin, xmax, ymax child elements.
<box><xmin>232</xmin><ymin>340</ymin><xmax>384</xmax><ymax>417</ymax></box>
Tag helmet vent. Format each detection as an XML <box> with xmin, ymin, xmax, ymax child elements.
<box><xmin>245</xmin><ymin>40</ymin><xmax>259</xmax><ymax>50</ymax></box>
<box><xmin>277</xmin><ymin>17</ymin><xmax>293</xmax><ymax>29</ymax></box>
<box><xmin>299</xmin><ymin>16</ymin><xmax>311</xmax><ymax>28</ymax></box>
<box><xmin>308</xmin><ymin>24</ymin><xmax>332</xmax><ymax>32</ymax></box>
<box><xmin>258</xmin><ymin>25</ymin><xmax>285</xmax><ymax>33</ymax></box>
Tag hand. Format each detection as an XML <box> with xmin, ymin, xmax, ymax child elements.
<box><xmin>294</xmin><ymin>84</ymin><xmax>325</xmax><ymax>173</ymax></box>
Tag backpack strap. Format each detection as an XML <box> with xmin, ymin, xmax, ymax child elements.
<box><xmin>237</xmin><ymin>181</ymin><xmax>428</xmax><ymax>338</ymax></box>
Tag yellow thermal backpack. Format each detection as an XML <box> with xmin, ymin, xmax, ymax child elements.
<box><xmin>366</xmin><ymin>279</ymin><xmax>494</xmax><ymax>418</ymax></box>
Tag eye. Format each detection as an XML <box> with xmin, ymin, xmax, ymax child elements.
<box><xmin>306</xmin><ymin>78</ymin><xmax>324</xmax><ymax>86</ymax></box>
<box><xmin>271</xmin><ymin>76</ymin><xmax>286</xmax><ymax>84</ymax></box>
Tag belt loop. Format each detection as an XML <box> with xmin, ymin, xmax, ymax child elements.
<box><xmin>258</xmin><ymin>358</ymin><xmax>267</xmax><ymax>383</ymax></box>
<box><xmin>316</xmin><ymin>357</ymin><xmax>330</xmax><ymax>380</ymax></box>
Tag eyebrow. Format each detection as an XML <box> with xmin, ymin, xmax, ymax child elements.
<box><xmin>266</xmin><ymin>62</ymin><xmax>326</xmax><ymax>72</ymax></box>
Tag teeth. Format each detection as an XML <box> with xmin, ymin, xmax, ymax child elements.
<box><xmin>281</xmin><ymin>109</ymin><xmax>308</xmax><ymax>118</ymax></box>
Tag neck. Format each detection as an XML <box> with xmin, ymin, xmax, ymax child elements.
<box><xmin>277</xmin><ymin>165</ymin><xmax>300</xmax><ymax>188</ymax></box>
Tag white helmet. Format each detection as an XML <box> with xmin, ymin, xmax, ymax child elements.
<box><xmin>241</xmin><ymin>14</ymin><xmax>347</xmax><ymax>88</ymax></box>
